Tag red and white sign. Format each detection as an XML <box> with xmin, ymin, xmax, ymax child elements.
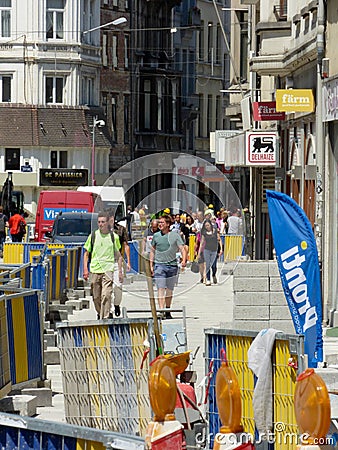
<box><xmin>246</xmin><ymin>132</ymin><xmax>277</xmax><ymax>166</ymax></box>
<box><xmin>178</xmin><ymin>168</ymin><xmax>189</xmax><ymax>175</ymax></box>
<box><xmin>252</xmin><ymin>101</ymin><xmax>285</xmax><ymax>121</ymax></box>
<box><xmin>192</xmin><ymin>166</ymin><xmax>205</xmax><ymax>176</ymax></box>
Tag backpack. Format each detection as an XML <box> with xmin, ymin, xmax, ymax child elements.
<box><xmin>88</xmin><ymin>230</ymin><xmax>116</xmax><ymax>261</ymax></box>
<box><xmin>0</xmin><ymin>215</ymin><xmax>5</xmax><ymax>233</ymax></box>
<box><xmin>19</xmin><ymin>220</ymin><xmax>26</xmax><ymax>235</ymax></box>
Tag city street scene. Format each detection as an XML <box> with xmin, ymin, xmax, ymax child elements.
<box><xmin>0</xmin><ymin>0</ymin><xmax>338</xmax><ymax>449</ymax></box>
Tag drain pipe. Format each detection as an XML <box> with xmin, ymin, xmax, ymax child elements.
<box><xmin>315</xmin><ymin>0</ymin><xmax>327</xmax><ymax>323</ymax></box>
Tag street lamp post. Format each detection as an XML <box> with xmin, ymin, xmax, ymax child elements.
<box><xmin>83</xmin><ymin>17</ymin><xmax>127</xmax><ymax>35</ymax></box>
<box><xmin>91</xmin><ymin>116</ymin><xmax>105</xmax><ymax>186</ymax></box>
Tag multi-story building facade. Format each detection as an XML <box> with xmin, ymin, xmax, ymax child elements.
<box><xmin>0</xmin><ymin>0</ymin><xmax>112</xmax><ymax>213</ymax></box>
<box><xmin>232</xmin><ymin>0</ymin><xmax>338</xmax><ymax>325</ymax></box>
<box><xmin>100</xmin><ymin>2</ymin><xmax>131</xmax><ymax>172</ymax></box>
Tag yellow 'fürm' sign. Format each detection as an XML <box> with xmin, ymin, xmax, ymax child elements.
<box><xmin>276</xmin><ymin>89</ymin><xmax>314</xmax><ymax>112</ymax></box>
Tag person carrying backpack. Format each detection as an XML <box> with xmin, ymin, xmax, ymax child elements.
<box><xmin>0</xmin><ymin>206</ymin><xmax>9</xmax><ymax>255</ymax></box>
<box><xmin>83</xmin><ymin>211</ymin><xmax>122</xmax><ymax>319</ymax></box>
<box><xmin>8</xmin><ymin>210</ymin><xmax>26</xmax><ymax>243</ymax></box>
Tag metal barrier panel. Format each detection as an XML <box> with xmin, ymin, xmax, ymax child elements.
<box><xmin>66</xmin><ymin>247</ymin><xmax>80</xmax><ymax>289</ymax></box>
<box><xmin>223</xmin><ymin>235</ymin><xmax>244</xmax><ymax>261</ymax></box>
<box><xmin>3</xmin><ymin>243</ymin><xmax>24</xmax><ymax>264</ymax></box>
<box><xmin>0</xmin><ymin>412</ymin><xmax>144</xmax><ymax>449</ymax></box>
<box><xmin>128</xmin><ymin>240</ymin><xmax>139</xmax><ymax>274</ymax></box>
<box><xmin>31</xmin><ymin>261</ymin><xmax>49</xmax><ymax>307</ymax></box>
<box><xmin>205</xmin><ymin>328</ymin><xmax>305</xmax><ymax>450</ymax></box>
<box><xmin>5</xmin><ymin>291</ymin><xmax>43</xmax><ymax>386</ymax></box>
<box><xmin>23</xmin><ymin>243</ymin><xmax>44</xmax><ymax>263</ymax></box>
<box><xmin>0</xmin><ymin>264</ymin><xmax>31</xmax><ymax>289</ymax></box>
<box><xmin>188</xmin><ymin>234</ymin><xmax>196</xmax><ymax>261</ymax></box>
<box><xmin>57</xmin><ymin>319</ymin><xmax>152</xmax><ymax>437</ymax></box>
<box><xmin>48</xmin><ymin>252</ymin><xmax>67</xmax><ymax>301</ymax></box>
<box><xmin>0</xmin><ymin>299</ymin><xmax>11</xmax><ymax>399</ymax></box>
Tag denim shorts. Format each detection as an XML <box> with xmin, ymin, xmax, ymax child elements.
<box><xmin>154</xmin><ymin>264</ymin><xmax>178</xmax><ymax>290</ymax></box>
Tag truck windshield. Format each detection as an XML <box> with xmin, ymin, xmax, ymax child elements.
<box><xmin>56</xmin><ymin>218</ymin><xmax>93</xmax><ymax>236</ymax></box>
<box><xmin>103</xmin><ymin>201</ymin><xmax>125</xmax><ymax>222</ymax></box>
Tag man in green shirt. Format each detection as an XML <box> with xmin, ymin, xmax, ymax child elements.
<box><xmin>150</xmin><ymin>214</ymin><xmax>187</xmax><ymax>318</ymax></box>
<box><xmin>83</xmin><ymin>212</ymin><xmax>121</xmax><ymax>319</ymax></box>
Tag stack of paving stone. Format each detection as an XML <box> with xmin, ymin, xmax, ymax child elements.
<box><xmin>231</xmin><ymin>260</ymin><xmax>294</xmax><ymax>333</ymax></box>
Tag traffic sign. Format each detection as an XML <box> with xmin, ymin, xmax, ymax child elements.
<box><xmin>192</xmin><ymin>166</ymin><xmax>205</xmax><ymax>176</ymax></box>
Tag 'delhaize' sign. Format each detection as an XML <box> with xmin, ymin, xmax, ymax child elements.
<box><xmin>246</xmin><ymin>132</ymin><xmax>277</xmax><ymax>166</ymax></box>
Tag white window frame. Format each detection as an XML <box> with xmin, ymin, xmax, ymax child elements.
<box><xmin>82</xmin><ymin>76</ymin><xmax>94</xmax><ymax>105</ymax></box>
<box><xmin>112</xmin><ymin>35</ymin><xmax>118</xmax><ymax>68</ymax></box>
<box><xmin>45</xmin><ymin>76</ymin><xmax>64</xmax><ymax>104</ymax></box>
<box><xmin>102</xmin><ymin>33</ymin><xmax>108</xmax><ymax>66</ymax></box>
<box><xmin>124</xmin><ymin>35</ymin><xmax>129</xmax><ymax>69</ymax></box>
<box><xmin>0</xmin><ymin>0</ymin><xmax>11</xmax><ymax>38</ymax></box>
<box><xmin>0</xmin><ymin>74</ymin><xmax>11</xmax><ymax>102</ymax></box>
<box><xmin>46</xmin><ymin>0</ymin><xmax>65</xmax><ymax>40</ymax></box>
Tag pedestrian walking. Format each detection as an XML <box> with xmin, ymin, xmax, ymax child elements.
<box><xmin>142</xmin><ymin>219</ymin><xmax>159</xmax><ymax>259</ymax></box>
<box><xmin>194</xmin><ymin>231</ymin><xmax>206</xmax><ymax>284</ymax></box>
<box><xmin>83</xmin><ymin>212</ymin><xmax>122</xmax><ymax>319</ymax></box>
<box><xmin>8</xmin><ymin>210</ymin><xmax>26</xmax><ymax>242</ymax></box>
<box><xmin>198</xmin><ymin>219</ymin><xmax>223</xmax><ymax>286</ymax></box>
<box><xmin>0</xmin><ymin>206</ymin><xmax>9</xmax><ymax>256</ymax></box>
<box><xmin>227</xmin><ymin>209</ymin><xmax>243</xmax><ymax>235</ymax></box>
<box><xmin>149</xmin><ymin>214</ymin><xmax>187</xmax><ymax>318</ymax></box>
<box><xmin>108</xmin><ymin>211</ymin><xmax>131</xmax><ymax>317</ymax></box>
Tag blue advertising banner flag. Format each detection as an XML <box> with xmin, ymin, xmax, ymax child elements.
<box><xmin>266</xmin><ymin>190</ymin><xmax>323</xmax><ymax>367</ymax></box>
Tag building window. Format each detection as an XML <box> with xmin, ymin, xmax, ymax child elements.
<box><xmin>0</xmin><ymin>0</ymin><xmax>11</xmax><ymax>38</ymax></box>
<box><xmin>112</xmin><ymin>34</ymin><xmax>118</xmax><ymax>69</ymax></box>
<box><xmin>112</xmin><ymin>96</ymin><xmax>117</xmax><ymax>142</ymax></box>
<box><xmin>5</xmin><ymin>148</ymin><xmax>20</xmax><ymax>170</ymax></box>
<box><xmin>124</xmin><ymin>34</ymin><xmax>129</xmax><ymax>69</ymax></box>
<box><xmin>207</xmin><ymin>94</ymin><xmax>212</xmax><ymax>134</ymax></box>
<box><xmin>82</xmin><ymin>77</ymin><xmax>94</xmax><ymax>105</ymax></box>
<box><xmin>46</xmin><ymin>0</ymin><xmax>64</xmax><ymax>40</ymax></box>
<box><xmin>0</xmin><ymin>75</ymin><xmax>11</xmax><ymax>101</ymax></box>
<box><xmin>216</xmin><ymin>25</ymin><xmax>221</xmax><ymax>64</ymax></box>
<box><xmin>51</xmin><ymin>150</ymin><xmax>67</xmax><ymax>168</ymax></box>
<box><xmin>102</xmin><ymin>93</ymin><xmax>108</xmax><ymax>117</ymax></box>
<box><xmin>102</xmin><ymin>33</ymin><xmax>108</xmax><ymax>67</ymax></box>
<box><xmin>157</xmin><ymin>80</ymin><xmax>163</xmax><ymax>131</ymax></box>
<box><xmin>124</xmin><ymin>95</ymin><xmax>129</xmax><ymax>144</ymax></box>
<box><xmin>144</xmin><ymin>80</ymin><xmax>151</xmax><ymax>130</ymax></box>
<box><xmin>46</xmin><ymin>76</ymin><xmax>64</xmax><ymax>104</ymax></box>
<box><xmin>198</xmin><ymin>21</ymin><xmax>204</xmax><ymax>61</ymax></box>
<box><xmin>172</xmin><ymin>81</ymin><xmax>177</xmax><ymax>133</ymax></box>
<box><xmin>216</xmin><ymin>95</ymin><xmax>221</xmax><ymax>130</ymax></box>
<box><xmin>207</xmin><ymin>22</ymin><xmax>213</xmax><ymax>63</ymax></box>
<box><xmin>182</xmin><ymin>49</ymin><xmax>188</xmax><ymax>97</ymax></box>
<box><xmin>198</xmin><ymin>94</ymin><xmax>203</xmax><ymax>138</ymax></box>
<box><xmin>239</xmin><ymin>12</ymin><xmax>248</xmax><ymax>82</ymax></box>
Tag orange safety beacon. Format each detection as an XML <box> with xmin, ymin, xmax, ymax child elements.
<box><xmin>294</xmin><ymin>368</ymin><xmax>331</xmax><ymax>445</ymax></box>
<box><xmin>215</xmin><ymin>350</ymin><xmax>243</xmax><ymax>434</ymax></box>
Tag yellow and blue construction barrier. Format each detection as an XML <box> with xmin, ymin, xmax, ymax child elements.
<box><xmin>205</xmin><ymin>328</ymin><xmax>305</xmax><ymax>450</ymax></box>
<box><xmin>0</xmin><ymin>289</ymin><xmax>43</xmax><ymax>388</ymax></box>
<box><xmin>0</xmin><ymin>412</ymin><xmax>144</xmax><ymax>449</ymax></box>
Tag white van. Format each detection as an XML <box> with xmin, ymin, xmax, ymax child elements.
<box><xmin>77</xmin><ymin>186</ymin><xmax>127</xmax><ymax>227</ymax></box>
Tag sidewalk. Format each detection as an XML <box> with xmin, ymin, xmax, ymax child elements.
<box><xmin>36</xmin><ymin>263</ymin><xmax>234</xmax><ymax>422</ymax></box>
<box><xmin>36</xmin><ymin>262</ymin><xmax>338</xmax><ymax>422</ymax></box>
